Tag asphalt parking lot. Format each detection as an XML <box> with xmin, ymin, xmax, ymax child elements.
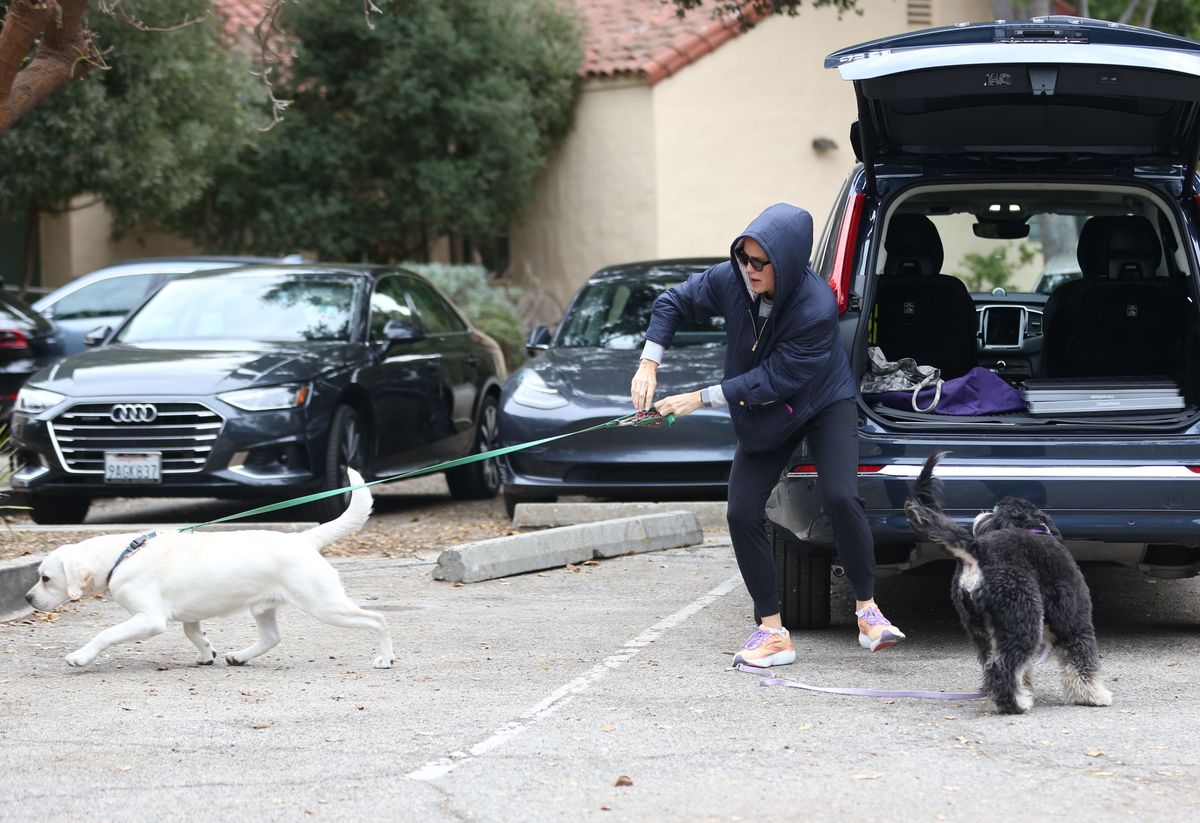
<box><xmin>2</xmin><ymin>532</ymin><xmax>1198</xmax><ymax>822</ymax></box>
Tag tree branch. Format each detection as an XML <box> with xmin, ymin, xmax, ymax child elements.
<box><xmin>1</xmin><ymin>0</ymin><xmax>100</xmax><ymax>132</ymax></box>
<box><xmin>98</xmin><ymin>0</ymin><xmax>210</xmax><ymax>34</ymax></box>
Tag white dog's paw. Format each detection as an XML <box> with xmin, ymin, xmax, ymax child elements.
<box><xmin>1015</xmin><ymin>689</ymin><xmax>1034</xmax><ymax>712</ymax></box>
<box><xmin>197</xmin><ymin>649</ymin><xmax>217</xmax><ymax>666</ymax></box>
<box><xmin>373</xmin><ymin>655</ymin><xmax>394</xmax><ymax>669</ymax></box>
<box><xmin>65</xmin><ymin>649</ymin><xmax>95</xmax><ymax>667</ymax></box>
<box><xmin>225</xmin><ymin>653</ymin><xmax>247</xmax><ymax>667</ymax></box>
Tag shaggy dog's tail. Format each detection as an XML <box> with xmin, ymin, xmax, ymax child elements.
<box><xmin>302</xmin><ymin>468</ymin><xmax>374</xmax><ymax>548</ymax></box>
<box><xmin>904</xmin><ymin>452</ymin><xmax>979</xmax><ymax>564</ymax></box>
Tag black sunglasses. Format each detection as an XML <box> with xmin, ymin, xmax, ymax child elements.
<box><xmin>735</xmin><ymin>246</ymin><xmax>771</xmax><ymax>273</ymax></box>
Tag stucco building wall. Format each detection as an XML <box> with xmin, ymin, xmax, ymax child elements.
<box><xmin>39</xmin><ymin>197</ymin><xmax>198</xmax><ymax>289</ymax></box>
<box><xmin>507</xmin><ymin>79</ymin><xmax>659</xmax><ymax>318</ymax></box>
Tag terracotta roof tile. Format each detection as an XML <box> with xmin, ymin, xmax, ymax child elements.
<box><xmin>210</xmin><ymin>0</ymin><xmax>269</xmax><ymax>42</ymax></box>
<box><xmin>573</xmin><ymin>0</ymin><xmax>760</xmax><ymax>86</ymax></box>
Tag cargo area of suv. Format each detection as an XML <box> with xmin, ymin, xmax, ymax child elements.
<box><xmin>861</xmin><ymin>183</ymin><xmax>1199</xmax><ymax>431</ymax></box>
<box><xmin>768</xmin><ymin>16</ymin><xmax>1200</xmax><ymax>629</ymax></box>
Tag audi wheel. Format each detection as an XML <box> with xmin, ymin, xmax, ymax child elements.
<box><xmin>305</xmin><ymin>405</ymin><xmax>366</xmax><ymax>523</ymax></box>
<box><xmin>446</xmin><ymin>395</ymin><xmax>501</xmax><ymax>500</ymax></box>
<box><xmin>29</xmin><ymin>494</ymin><xmax>91</xmax><ymax>526</ymax></box>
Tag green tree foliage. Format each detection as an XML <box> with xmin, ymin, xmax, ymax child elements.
<box><xmin>183</xmin><ymin>0</ymin><xmax>583</xmax><ymax>263</ymax></box>
<box><xmin>959</xmin><ymin>243</ymin><xmax>1036</xmax><ymax>292</ymax></box>
<box><xmin>0</xmin><ymin>0</ymin><xmax>257</xmax><ymax>232</ymax></box>
<box><xmin>1084</xmin><ymin>0</ymin><xmax>1200</xmax><ymax>38</ymax></box>
<box><xmin>669</xmin><ymin>0</ymin><xmax>861</xmax><ymax>21</ymax></box>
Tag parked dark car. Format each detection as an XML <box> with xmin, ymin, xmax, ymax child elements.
<box><xmin>1</xmin><ymin>289</ymin><xmax>65</xmax><ymax>422</ymax></box>
<box><xmin>498</xmin><ymin>259</ymin><xmax>734</xmax><ymax>516</ymax></box>
<box><xmin>767</xmin><ymin>17</ymin><xmax>1200</xmax><ymax>629</ymax></box>
<box><xmin>9</xmin><ymin>264</ymin><xmax>505</xmax><ymax>524</ymax></box>
<box><xmin>33</xmin><ymin>256</ymin><xmax>301</xmax><ymax>356</ymax></box>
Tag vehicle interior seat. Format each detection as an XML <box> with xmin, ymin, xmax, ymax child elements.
<box><xmin>872</xmin><ymin>213</ymin><xmax>979</xmax><ymax>379</ymax></box>
<box><xmin>1044</xmin><ymin>215</ymin><xmax>1186</xmax><ymax>378</ymax></box>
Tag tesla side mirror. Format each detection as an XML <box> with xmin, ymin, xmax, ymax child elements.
<box><xmin>525</xmin><ymin>325</ymin><xmax>552</xmax><ymax>357</ymax></box>
<box><xmin>381</xmin><ymin>317</ymin><xmax>424</xmax><ymax>343</ymax></box>
<box><xmin>83</xmin><ymin>325</ymin><xmax>112</xmax><ymax>347</ymax></box>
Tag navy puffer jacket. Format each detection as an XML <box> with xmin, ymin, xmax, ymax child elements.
<box><xmin>645</xmin><ymin>203</ymin><xmax>856</xmax><ymax>453</ymax></box>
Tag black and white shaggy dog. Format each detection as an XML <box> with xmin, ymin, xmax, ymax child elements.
<box><xmin>904</xmin><ymin>452</ymin><xmax>1112</xmax><ymax>714</ymax></box>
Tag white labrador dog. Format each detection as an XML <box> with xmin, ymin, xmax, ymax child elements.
<box><xmin>25</xmin><ymin>469</ymin><xmax>394</xmax><ymax>669</ymax></box>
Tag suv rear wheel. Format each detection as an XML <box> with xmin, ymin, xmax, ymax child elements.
<box><xmin>768</xmin><ymin>520</ymin><xmax>831</xmax><ymax>630</ymax></box>
<box><xmin>29</xmin><ymin>494</ymin><xmax>91</xmax><ymax>525</ymax></box>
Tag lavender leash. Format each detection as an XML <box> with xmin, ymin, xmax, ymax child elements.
<box><xmin>731</xmin><ymin>643</ymin><xmax>1052</xmax><ymax>700</ymax></box>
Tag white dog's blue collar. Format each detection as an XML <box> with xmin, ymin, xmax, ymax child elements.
<box><xmin>107</xmin><ymin>531</ymin><xmax>158</xmax><ymax>584</ymax></box>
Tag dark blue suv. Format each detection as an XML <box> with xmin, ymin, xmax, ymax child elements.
<box><xmin>769</xmin><ymin>17</ymin><xmax>1200</xmax><ymax>628</ymax></box>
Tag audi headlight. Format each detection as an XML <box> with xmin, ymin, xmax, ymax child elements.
<box><xmin>511</xmin><ymin>370</ymin><xmax>568</xmax><ymax>410</ymax></box>
<box><xmin>14</xmin><ymin>386</ymin><xmax>65</xmax><ymax>415</ymax></box>
<box><xmin>219</xmin><ymin>383</ymin><xmax>311</xmax><ymax>411</ymax></box>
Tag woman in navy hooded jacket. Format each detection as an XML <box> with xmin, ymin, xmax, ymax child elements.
<box><xmin>631</xmin><ymin>203</ymin><xmax>905</xmax><ymax>666</ymax></box>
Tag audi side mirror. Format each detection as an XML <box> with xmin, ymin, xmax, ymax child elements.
<box><xmin>381</xmin><ymin>318</ymin><xmax>424</xmax><ymax>343</ymax></box>
<box><xmin>83</xmin><ymin>325</ymin><xmax>113</xmax><ymax>347</ymax></box>
<box><xmin>525</xmin><ymin>325</ymin><xmax>552</xmax><ymax>357</ymax></box>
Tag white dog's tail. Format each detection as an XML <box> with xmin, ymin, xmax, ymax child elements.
<box><xmin>302</xmin><ymin>468</ymin><xmax>374</xmax><ymax>549</ymax></box>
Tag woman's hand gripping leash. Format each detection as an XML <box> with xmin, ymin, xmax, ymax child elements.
<box><xmin>630</xmin><ymin>357</ymin><xmax>701</xmax><ymax>424</ymax></box>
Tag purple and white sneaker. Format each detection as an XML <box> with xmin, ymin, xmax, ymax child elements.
<box><xmin>733</xmin><ymin>626</ymin><xmax>796</xmax><ymax>668</ymax></box>
<box><xmin>856</xmin><ymin>606</ymin><xmax>906</xmax><ymax>652</ymax></box>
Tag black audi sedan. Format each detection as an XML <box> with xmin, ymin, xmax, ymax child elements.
<box><xmin>498</xmin><ymin>259</ymin><xmax>734</xmax><ymax>516</ymax></box>
<box><xmin>1</xmin><ymin>289</ymin><xmax>65</xmax><ymax>422</ymax></box>
<box><xmin>8</xmin><ymin>265</ymin><xmax>506</xmax><ymax>524</ymax></box>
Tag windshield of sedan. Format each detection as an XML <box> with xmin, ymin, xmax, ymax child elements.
<box><xmin>557</xmin><ymin>279</ymin><xmax>726</xmax><ymax>349</ymax></box>
<box><xmin>116</xmin><ymin>273</ymin><xmax>359</xmax><ymax>343</ymax></box>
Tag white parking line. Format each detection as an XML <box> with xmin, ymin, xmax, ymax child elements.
<box><xmin>405</xmin><ymin>571</ymin><xmax>743</xmax><ymax>782</ymax></box>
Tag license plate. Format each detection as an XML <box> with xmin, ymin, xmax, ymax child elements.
<box><xmin>104</xmin><ymin>452</ymin><xmax>162</xmax><ymax>484</ymax></box>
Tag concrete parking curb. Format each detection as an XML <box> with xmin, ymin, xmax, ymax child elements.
<box><xmin>0</xmin><ymin>556</ymin><xmax>40</xmax><ymax>623</ymax></box>
<box><xmin>512</xmin><ymin>501</ymin><xmax>727</xmax><ymax>530</ymax></box>
<box><xmin>433</xmin><ymin>510</ymin><xmax>704</xmax><ymax>584</ymax></box>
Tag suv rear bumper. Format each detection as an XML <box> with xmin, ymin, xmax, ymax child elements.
<box><xmin>772</xmin><ymin>462</ymin><xmax>1200</xmax><ymax>577</ymax></box>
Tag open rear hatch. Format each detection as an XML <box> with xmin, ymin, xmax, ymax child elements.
<box><xmin>826</xmin><ymin>17</ymin><xmax>1200</xmax><ymax>192</ymax></box>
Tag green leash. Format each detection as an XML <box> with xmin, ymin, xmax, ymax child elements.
<box><xmin>178</xmin><ymin>409</ymin><xmax>675</xmax><ymax>532</ymax></box>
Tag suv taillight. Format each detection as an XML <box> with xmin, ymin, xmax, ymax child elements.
<box><xmin>0</xmin><ymin>330</ymin><xmax>30</xmax><ymax>350</ymax></box>
<box><xmin>789</xmin><ymin>464</ymin><xmax>883</xmax><ymax>475</ymax></box>
<box><xmin>827</xmin><ymin>193</ymin><xmax>865</xmax><ymax>315</ymax></box>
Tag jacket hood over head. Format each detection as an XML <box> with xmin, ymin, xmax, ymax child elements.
<box><xmin>730</xmin><ymin>203</ymin><xmax>814</xmax><ymax>307</ymax></box>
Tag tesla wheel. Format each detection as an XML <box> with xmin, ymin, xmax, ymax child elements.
<box><xmin>502</xmin><ymin>487</ymin><xmax>556</xmax><ymax>519</ymax></box>
<box><xmin>446</xmin><ymin>395</ymin><xmax>502</xmax><ymax>501</ymax></box>
<box><xmin>769</xmin><ymin>520</ymin><xmax>832</xmax><ymax>630</ymax></box>
<box><xmin>306</xmin><ymin>404</ymin><xmax>366</xmax><ymax>524</ymax></box>
<box><xmin>29</xmin><ymin>494</ymin><xmax>91</xmax><ymax>525</ymax></box>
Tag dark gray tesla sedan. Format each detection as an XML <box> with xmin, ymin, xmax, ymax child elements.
<box><xmin>9</xmin><ymin>265</ymin><xmax>506</xmax><ymax>524</ymax></box>
<box><xmin>498</xmin><ymin>259</ymin><xmax>734</xmax><ymax>516</ymax></box>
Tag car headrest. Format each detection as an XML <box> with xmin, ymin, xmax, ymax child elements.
<box><xmin>1076</xmin><ymin>215</ymin><xmax>1162</xmax><ymax>280</ymax></box>
<box><xmin>884</xmin><ymin>214</ymin><xmax>944</xmax><ymax>277</ymax></box>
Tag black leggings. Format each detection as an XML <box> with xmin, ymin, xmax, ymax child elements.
<box><xmin>726</xmin><ymin>397</ymin><xmax>874</xmax><ymax>617</ymax></box>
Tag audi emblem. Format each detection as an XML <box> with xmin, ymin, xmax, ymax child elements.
<box><xmin>110</xmin><ymin>403</ymin><xmax>158</xmax><ymax>424</ymax></box>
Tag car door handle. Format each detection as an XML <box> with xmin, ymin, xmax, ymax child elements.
<box><xmin>466</xmin><ymin>355</ymin><xmax>481</xmax><ymax>367</ymax></box>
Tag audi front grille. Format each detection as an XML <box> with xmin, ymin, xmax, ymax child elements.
<box><xmin>48</xmin><ymin>402</ymin><xmax>224</xmax><ymax>474</ymax></box>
